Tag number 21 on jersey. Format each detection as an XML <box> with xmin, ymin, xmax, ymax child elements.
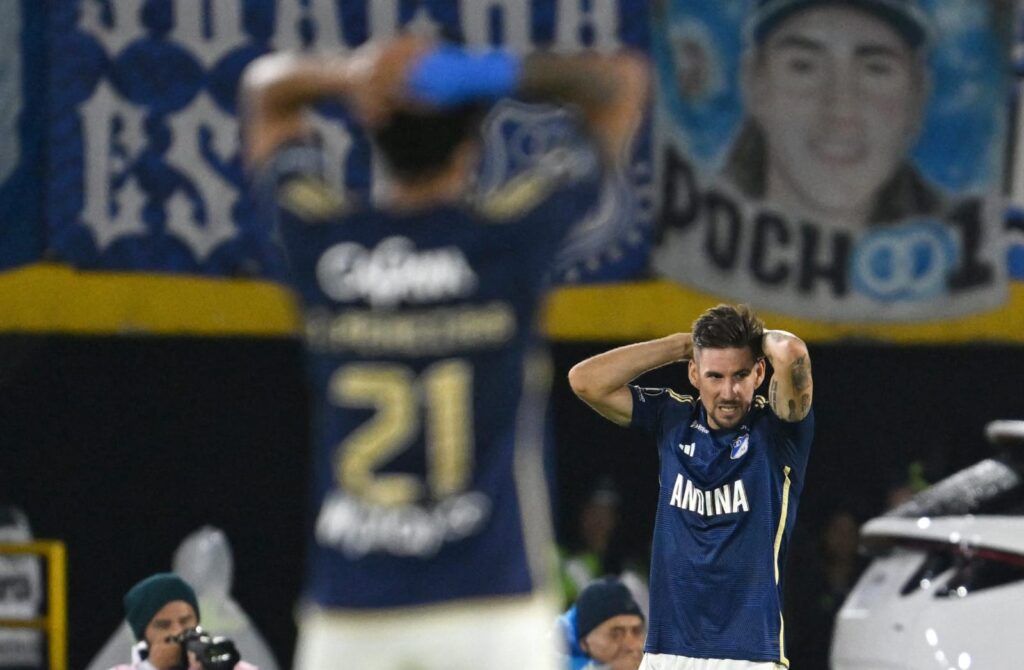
<box><xmin>329</xmin><ymin>359</ymin><xmax>474</xmax><ymax>506</ymax></box>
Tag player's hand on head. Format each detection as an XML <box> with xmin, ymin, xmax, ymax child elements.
<box><xmin>347</xmin><ymin>34</ymin><xmax>433</xmax><ymax>127</ymax></box>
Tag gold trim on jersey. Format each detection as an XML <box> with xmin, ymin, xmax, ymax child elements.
<box><xmin>774</xmin><ymin>465</ymin><xmax>793</xmax><ymax>667</ymax></box>
<box><xmin>754</xmin><ymin>395</ymin><xmax>767</xmax><ymax>409</ymax></box>
<box><xmin>513</xmin><ymin>350</ymin><xmax>559</xmax><ymax>596</ymax></box>
<box><xmin>474</xmin><ymin>170</ymin><xmax>558</xmax><ymax>222</ymax></box>
<box><xmin>666</xmin><ymin>390</ymin><xmax>694</xmax><ymax>404</ymax></box>
<box><xmin>278</xmin><ymin>175</ymin><xmax>349</xmax><ymax>221</ymax></box>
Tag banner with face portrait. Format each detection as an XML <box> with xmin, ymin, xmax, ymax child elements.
<box><xmin>651</xmin><ymin>0</ymin><xmax>1013</xmax><ymax>321</ymax></box>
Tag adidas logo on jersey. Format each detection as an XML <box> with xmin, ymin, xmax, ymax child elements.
<box><xmin>679</xmin><ymin>442</ymin><xmax>696</xmax><ymax>457</ymax></box>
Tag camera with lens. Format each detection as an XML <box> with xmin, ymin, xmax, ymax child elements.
<box><xmin>168</xmin><ymin>626</ymin><xmax>241</xmax><ymax>670</ymax></box>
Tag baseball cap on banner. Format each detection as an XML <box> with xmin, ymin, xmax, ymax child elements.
<box><xmin>745</xmin><ymin>0</ymin><xmax>932</xmax><ymax>48</ymax></box>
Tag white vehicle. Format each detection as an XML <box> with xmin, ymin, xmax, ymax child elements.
<box><xmin>831</xmin><ymin>421</ymin><xmax>1024</xmax><ymax>670</ymax></box>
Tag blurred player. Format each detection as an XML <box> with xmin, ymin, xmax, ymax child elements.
<box><xmin>240</xmin><ymin>36</ymin><xmax>648</xmax><ymax>670</ymax></box>
<box><xmin>568</xmin><ymin>304</ymin><xmax>814</xmax><ymax>669</ymax></box>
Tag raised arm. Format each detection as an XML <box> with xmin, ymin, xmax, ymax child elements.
<box><xmin>515</xmin><ymin>51</ymin><xmax>649</xmax><ymax>166</ymax></box>
<box><xmin>568</xmin><ymin>333</ymin><xmax>692</xmax><ymax>427</ymax></box>
<box><xmin>762</xmin><ymin>330</ymin><xmax>813</xmax><ymax>422</ymax></box>
<box><xmin>240</xmin><ymin>38</ymin><xmax>650</xmax><ymax>171</ymax></box>
<box><xmin>240</xmin><ymin>37</ymin><xmax>426</xmax><ymax>169</ymax></box>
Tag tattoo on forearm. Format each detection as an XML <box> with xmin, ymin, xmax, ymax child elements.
<box><xmin>800</xmin><ymin>394</ymin><xmax>811</xmax><ymax>413</ymax></box>
<box><xmin>769</xmin><ymin>378</ymin><xmax>778</xmax><ymax>411</ymax></box>
<box><xmin>791</xmin><ymin>355</ymin><xmax>811</xmax><ymax>392</ymax></box>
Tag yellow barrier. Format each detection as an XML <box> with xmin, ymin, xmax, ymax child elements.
<box><xmin>0</xmin><ymin>540</ymin><xmax>67</xmax><ymax>670</ymax></box>
<box><xmin>2</xmin><ymin>262</ymin><xmax>1024</xmax><ymax>343</ymax></box>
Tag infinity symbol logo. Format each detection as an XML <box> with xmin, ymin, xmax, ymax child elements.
<box><xmin>851</xmin><ymin>221</ymin><xmax>959</xmax><ymax>302</ymax></box>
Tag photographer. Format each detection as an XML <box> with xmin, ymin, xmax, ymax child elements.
<box><xmin>108</xmin><ymin>573</ymin><xmax>257</xmax><ymax>670</ymax></box>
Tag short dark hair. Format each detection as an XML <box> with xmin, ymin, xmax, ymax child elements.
<box><xmin>371</xmin><ymin>104</ymin><xmax>488</xmax><ymax>183</ymax></box>
<box><xmin>692</xmin><ymin>304</ymin><xmax>764</xmax><ymax>357</ymax></box>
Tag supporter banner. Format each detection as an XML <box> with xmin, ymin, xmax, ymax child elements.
<box><xmin>1007</xmin><ymin>0</ymin><xmax>1024</xmax><ymax>279</ymax></box>
<box><xmin>651</xmin><ymin>0</ymin><xmax>1014</xmax><ymax>321</ymax></box>
<box><xmin>46</xmin><ymin>0</ymin><xmax>651</xmax><ymax>282</ymax></box>
<box><xmin>0</xmin><ymin>0</ymin><xmax>45</xmax><ymax>271</ymax></box>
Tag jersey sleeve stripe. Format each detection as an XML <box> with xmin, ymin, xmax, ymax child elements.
<box><xmin>773</xmin><ymin>464</ymin><xmax>793</xmax><ymax>667</ymax></box>
<box><xmin>512</xmin><ymin>350</ymin><xmax>558</xmax><ymax>594</ymax></box>
<box><xmin>666</xmin><ymin>390</ymin><xmax>694</xmax><ymax>404</ymax></box>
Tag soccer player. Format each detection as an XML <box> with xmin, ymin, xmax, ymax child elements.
<box><xmin>240</xmin><ymin>36</ymin><xmax>648</xmax><ymax>670</ymax></box>
<box><xmin>568</xmin><ymin>304</ymin><xmax>813</xmax><ymax>669</ymax></box>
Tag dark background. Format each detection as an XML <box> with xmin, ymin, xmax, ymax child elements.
<box><xmin>1</xmin><ymin>335</ymin><xmax>1022</xmax><ymax>668</ymax></box>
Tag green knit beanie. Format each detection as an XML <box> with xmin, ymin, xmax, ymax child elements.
<box><xmin>123</xmin><ymin>573</ymin><xmax>200</xmax><ymax>641</ymax></box>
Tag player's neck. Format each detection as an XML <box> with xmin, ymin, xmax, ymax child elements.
<box><xmin>386</xmin><ymin>166</ymin><xmax>470</xmax><ymax>211</ymax></box>
<box><xmin>383</xmin><ymin>144</ymin><xmax>477</xmax><ymax>212</ymax></box>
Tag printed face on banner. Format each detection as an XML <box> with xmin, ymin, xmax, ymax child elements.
<box><xmin>745</xmin><ymin>5</ymin><xmax>926</xmax><ymax>223</ymax></box>
<box><xmin>652</xmin><ymin>0</ymin><xmax>1011</xmax><ymax>321</ymax></box>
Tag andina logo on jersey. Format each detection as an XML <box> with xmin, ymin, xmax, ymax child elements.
<box><xmin>316</xmin><ymin>236</ymin><xmax>478</xmax><ymax>307</ymax></box>
<box><xmin>669</xmin><ymin>474</ymin><xmax>750</xmax><ymax>517</ymax></box>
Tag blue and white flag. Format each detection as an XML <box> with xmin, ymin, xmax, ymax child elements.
<box><xmin>651</xmin><ymin>0</ymin><xmax>1013</xmax><ymax>321</ymax></box>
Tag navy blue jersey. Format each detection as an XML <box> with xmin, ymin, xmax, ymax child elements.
<box><xmin>257</xmin><ymin>140</ymin><xmax>601</xmax><ymax>610</ymax></box>
<box><xmin>629</xmin><ymin>386</ymin><xmax>813</xmax><ymax>666</ymax></box>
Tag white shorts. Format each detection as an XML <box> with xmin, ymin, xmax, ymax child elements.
<box><xmin>293</xmin><ymin>593</ymin><xmax>559</xmax><ymax>670</ymax></box>
<box><xmin>640</xmin><ymin>653</ymin><xmax>786</xmax><ymax>670</ymax></box>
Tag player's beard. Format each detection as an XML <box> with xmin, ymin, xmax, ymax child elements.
<box><xmin>711</xmin><ymin>401</ymin><xmax>746</xmax><ymax>429</ymax></box>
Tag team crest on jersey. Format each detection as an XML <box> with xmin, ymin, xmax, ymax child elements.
<box><xmin>730</xmin><ymin>434</ymin><xmax>749</xmax><ymax>460</ymax></box>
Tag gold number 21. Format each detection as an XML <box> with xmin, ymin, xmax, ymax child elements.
<box><xmin>329</xmin><ymin>359</ymin><xmax>474</xmax><ymax>506</ymax></box>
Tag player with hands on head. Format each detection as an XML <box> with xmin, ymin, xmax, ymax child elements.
<box><xmin>240</xmin><ymin>34</ymin><xmax>648</xmax><ymax>670</ymax></box>
<box><xmin>568</xmin><ymin>304</ymin><xmax>813</xmax><ymax>669</ymax></box>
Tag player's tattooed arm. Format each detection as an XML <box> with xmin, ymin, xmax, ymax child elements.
<box><xmin>518</xmin><ymin>50</ymin><xmax>649</xmax><ymax>167</ymax></box>
<box><xmin>569</xmin><ymin>333</ymin><xmax>692</xmax><ymax>426</ymax></box>
<box><xmin>762</xmin><ymin>330</ymin><xmax>813</xmax><ymax>422</ymax></box>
